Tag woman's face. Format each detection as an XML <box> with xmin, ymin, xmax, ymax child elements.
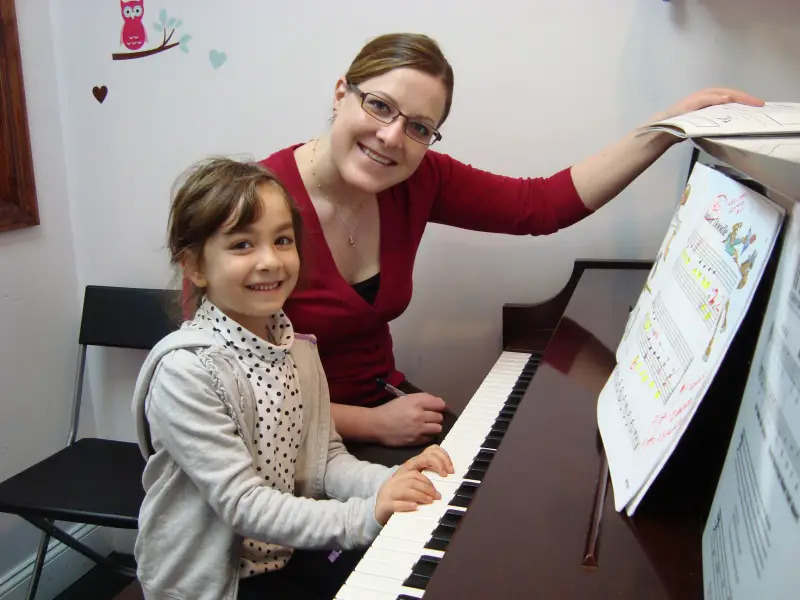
<box><xmin>329</xmin><ymin>68</ymin><xmax>448</xmax><ymax>194</ymax></box>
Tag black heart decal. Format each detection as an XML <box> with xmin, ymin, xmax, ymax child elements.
<box><xmin>92</xmin><ymin>85</ymin><xmax>108</xmax><ymax>103</ymax></box>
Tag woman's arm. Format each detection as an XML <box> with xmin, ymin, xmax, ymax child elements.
<box><xmin>330</xmin><ymin>402</ymin><xmax>382</xmax><ymax>442</ymax></box>
<box><xmin>571</xmin><ymin>87</ymin><xmax>764</xmax><ymax>211</ymax></box>
<box><xmin>331</xmin><ymin>395</ymin><xmax>446</xmax><ymax>447</ymax></box>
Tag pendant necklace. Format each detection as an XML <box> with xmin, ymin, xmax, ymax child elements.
<box><xmin>310</xmin><ymin>138</ymin><xmax>365</xmax><ymax>248</ymax></box>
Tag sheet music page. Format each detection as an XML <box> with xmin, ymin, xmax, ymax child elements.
<box><xmin>598</xmin><ymin>163</ymin><xmax>785</xmax><ymax>513</ymax></box>
<box><xmin>702</xmin><ymin>209</ymin><xmax>800</xmax><ymax>600</ymax></box>
<box><xmin>641</xmin><ymin>102</ymin><xmax>800</xmax><ymax>139</ymax></box>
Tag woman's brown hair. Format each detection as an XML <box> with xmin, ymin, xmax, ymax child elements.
<box><xmin>167</xmin><ymin>157</ymin><xmax>304</xmax><ymax>315</ymax></box>
<box><xmin>345</xmin><ymin>33</ymin><xmax>454</xmax><ymax>126</ymax></box>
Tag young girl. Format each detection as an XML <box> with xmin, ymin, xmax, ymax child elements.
<box><xmin>132</xmin><ymin>158</ymin><xmax>453</xmax><ymax>600</ymax></box>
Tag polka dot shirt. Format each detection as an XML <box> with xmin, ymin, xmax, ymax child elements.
<box><xmin>192</xmin><ymin>299</ymin><xmax>304</xmax><ymax>577</ymax></box>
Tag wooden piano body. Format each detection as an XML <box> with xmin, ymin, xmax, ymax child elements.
<box><xmin>420</xmin><ymin>257</ymin><xmax>774</xmax><ymax>599</ymax></box>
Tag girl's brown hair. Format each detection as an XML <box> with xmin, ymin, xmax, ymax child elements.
<box><xmin>167</xmin><ymin>157</ymin><xmax>303</xmax><ymax>314</ymax></box>
<box><xmin>345</xmin><ymin>33</ymin><xmax>454</xmax><ymax>126</ymax></box>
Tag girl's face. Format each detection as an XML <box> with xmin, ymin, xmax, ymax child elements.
<box><xmin>329</xmin><ymin>68</ymin><xmax>447</xmax><ymax>194</ymax></box>
<box><xmin>185</xmin><ymin>183</ymin><xmax>300</xmax><ymax>336</ymax></box>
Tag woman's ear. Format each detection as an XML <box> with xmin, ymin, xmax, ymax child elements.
<box><xmin>181</xmin><ymin>252</ymin><xmax>207</xmax><ymax>288</ymax></box>
<box><xmin>333</xmin><ymin>76</ymin><xmax>348</xmax><ymax>112</ymax></box>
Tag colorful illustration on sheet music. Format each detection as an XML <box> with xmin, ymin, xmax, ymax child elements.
<box><xmin>597</xmin><ymin>162</ymin><xmax>785</xmax><ymax>514</ymax></box>
<box><xmin>647</xmin><ymin>182</ymin><xmax>694</xmax><ymax>289</ymax></box>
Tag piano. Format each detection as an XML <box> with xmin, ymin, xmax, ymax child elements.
<box><xmin>336</xmin><ymin>256</ymin><xmax>773</xmax><ymax>600</ymax></box>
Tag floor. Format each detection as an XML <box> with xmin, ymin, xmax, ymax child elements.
<box><xmin>51</xmin><ymin>554</ymin><xmax>141</xmax><ymax>600</ymax></box>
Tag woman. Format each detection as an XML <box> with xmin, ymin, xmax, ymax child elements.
<box><xmin>260</xmin><ymin>33</ymin><xmax>761</xmax><ymax>464</ymax></box>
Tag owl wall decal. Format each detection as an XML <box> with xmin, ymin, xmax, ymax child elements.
<box><xmin>120</xmin><ymin>0</ymin><xmax>147</xmax><ymax>50</ymax></box>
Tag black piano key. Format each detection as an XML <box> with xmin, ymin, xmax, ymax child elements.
<box><xmin>431</xmin><ymin>523</ymin><xmax>456</xmax><ymax>542</ymax></box>
<box><xmin>424</xmin><ymin>536</ymin><xmax>449</xmax><ymax>552</ymax></box>
<box><xmin>475</xmin><ymin>449</ymin><xmax>495</xmax><ymax>463</ymax></box>
<box><xmin>494</xmin><ymin>413</ymin><xmax>513</xmax><ymax>423</ymax></box>
<box><xmin>451</xmin><ymin>483</ymin><xmax>479</xmax><ymax>507</ymax></box>
<box><xmin>464</xmin><ymin>468</ymin><xmax>485</xmax><ymax>481</ymax></box>
<box><xmin>485</xmin><ymin>429</ymin><xmax>505</xmax><ymax>442</ymax></box>
<box><xmin>411</xmin><ymin>555</ymin><xmax>440</xmax><ymax>578</ymax></box>
<box><xmin>499</xmin><ymin>406</ymin><xmax>517</xmax><ymax>418</ymax></box>
<box><xmin>450</xmin><ymin>493</ymin><xmax>471</xmax><ymax>508</ymax></box>
<box><xmin>468</xmin><ymin>458</ymin><xmax>491</xmax><ymax>472</ymax></box>
<box><xmin>491</xmin><ymin>418</ymin><xmax>510</xmax><ymax>431</ymax></box>
<box><xmin>457</xmin><ymin>480</ymin><xmax>479</xmax><ymax>495</ymax></box>
<box><xmin>482</xmin><ymin>435</ymin><xmax>501</xmax><ymax>450</ymax></box>
<box><xmin>396</xmin><ymin>596</ymin><xmax>419</xmax><ymax>600</ymax></box>
<box><xmin>441</xmin><ymin>509</ymin><xmax>464</xmax><ymax>527</ymax></box>
<box><xmin>506</xmin><ymin>394</ymin><xmax>523</xmax><ymax>407</ymax></box>
<box><xmin>402</xmin><ymin>573</ymin><xmax>430</xmax><ymax>590</ymax></box>
<box><xmin>512</xmin><ymin>382</ymin><xmax>528</xmax><ymax>393</ymax></box>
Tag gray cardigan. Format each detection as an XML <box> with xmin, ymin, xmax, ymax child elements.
<box><xmin>132</xmin><ymin>325</ymin><xmax>391</xmax><ymax>600</ymax></box>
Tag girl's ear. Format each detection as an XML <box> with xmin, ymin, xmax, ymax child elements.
<box><xmin>181</xmin><ymin>252</ymin><xmax>207</xmax><ymax>288</ymax></box>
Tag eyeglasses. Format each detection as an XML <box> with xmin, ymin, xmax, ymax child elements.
<box><xmin>347</xmin><ymin>83</ymin><xmax>442</xmax><ymax>146</ymax></box>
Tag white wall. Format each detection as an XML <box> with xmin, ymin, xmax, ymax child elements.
<box><xmin>2</xmin><ymin>0</ymin><xmax>799</xmax><ymax>591</ymax></box>
<box><xmin>0</xmin><ymin>0</ymin><xmax>81</xmax><ymax>584</ymax></box>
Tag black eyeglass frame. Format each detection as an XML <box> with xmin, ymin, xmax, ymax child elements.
<box><xmin>347</xmin><ymin>83</ymin><xmax>443</xmax><ymax>146</ymax></box>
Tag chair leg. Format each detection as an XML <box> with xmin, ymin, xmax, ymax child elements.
<box><xmin>25</xmin><ymin>528</ymin><xmax>51</xmax><ymax>600</ymax></box>
<box><xmin>23</xmin><ymin>517</ymin><xmax>137</xmax><ymax>578</ymax></box>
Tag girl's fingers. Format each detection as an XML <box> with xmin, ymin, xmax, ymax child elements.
<box><xmin>392</xmin><ymin>500</ymin><xmax>418</xmax><ymax>513</ymax></box>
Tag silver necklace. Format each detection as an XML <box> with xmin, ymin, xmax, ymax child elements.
<box><xmin>310</xmin><ymin>138</ymin><xmax>365</xmax><ymax>248</ymax></box>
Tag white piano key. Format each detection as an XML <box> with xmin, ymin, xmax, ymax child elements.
<box><xmin>355</xmin><ymin>555</ymin><xmax>417</xmax><ymax>580</ymax></box>
<box><xmin>336</xmin><ymin>584</ymin><xmax>398</xmax><ymax>600</ymax></box>
<box><xmin>344</xmin><ymin>571</ymin><xmax>424</xmax><ymax>598</ymax></box>
<box><xmin>371</xmin><ymin>533</ymin><xmax>444</xmax><ymax>559</ymax></box>
<box><xmin>338</xmin><ymin>349</ymin><xmax>534</xmax><ymax>600</ymax></box>
<box><xmin>363</xmin><ymin>545</ymin><xmax>422</xmax><ymax>565</ymax></box>
<box><xmin>380</xmin><ymin>523</ymin><xmax>433</xmax><ymax>543</ymax></box>
<box><xmin>384</xmin><ymin>512</ymin><xmax>440</xmax><ymax>531</ymax></box>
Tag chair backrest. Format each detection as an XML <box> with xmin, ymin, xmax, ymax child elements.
<box><xmin>78</xmin><ymin>286</ymin><xmax>181</xmax><ymax>350</ymax></box>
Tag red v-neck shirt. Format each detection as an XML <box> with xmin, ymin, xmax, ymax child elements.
<box><xmin>262</xmin><ymin>144</ymin><xmax>591</xmax><ymax>406</ymax></box>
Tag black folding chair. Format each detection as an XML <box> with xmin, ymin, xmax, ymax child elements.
<box><xmin>0</xmin><ymin>286</ymin><xmax>180</xmax><ymax>599</ymax></box>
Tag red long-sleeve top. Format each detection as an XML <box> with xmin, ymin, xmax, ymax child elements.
<box><xmin>258</xmin><ymin>144</ymin><xmax>591</xmax><ymax>406</ymax></box>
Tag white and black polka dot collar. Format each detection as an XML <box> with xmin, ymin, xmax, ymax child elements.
<box><xmin>191</xmin><ymin>298</ymin><xmax>294</xmax><ymax>367</ymax></box>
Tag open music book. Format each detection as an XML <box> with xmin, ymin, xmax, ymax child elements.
<box><xmin>701</xmin><ymin>207</ymin><xmax>800</xmax><ymax>599</ymax></box>
<box><xmin>597</xmin><ymin>162</ymin><xmax>785</xmax><ymax>515</ymax></box>
<box><xmin>639</xmin><ymin>102</ymin><xmax>800</xmax><ymax>139</ymax></box>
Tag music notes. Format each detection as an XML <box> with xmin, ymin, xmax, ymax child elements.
<box><xmin>598</xmin><ymin>163</ymin><xmax>784</xmax><ymax>515</ymax></box>
<box><xmin>702</xmin><ymin>206</ymin><xmax>799</xmax><ymax>599</ymax></box>
<box><xmin>634</xmin><ymin>293</ymin><xmax>693</xmax><ymax>402</ymax></box>
<box><xmin>676</xmin><ymin>230</ymin><xmax>738</xmax><ymax>331</ymax></box>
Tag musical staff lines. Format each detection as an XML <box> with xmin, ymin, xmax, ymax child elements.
<box><xmin>753</xmin><ymin>334</ymin><xmax>800</xmax><ymax>523</ymax></box>
<box><xmin>613</xmin><ymin>368</ymin><xmax>640</xmax><ymax>452</ymax></box>
<box><xmin>734</xmin><ymin>431</ymin><xmax>771</xmax><ymax>579</ymax></box>
<box><xmin>635</xmin><ymin>294</ymin><xmax>693</xmax><ymax>404</ymax></box>
<box><xmin>792</xmin><ymin>253</ymin><xmax>800</xmax><ymax>318</ymax></box>
<box><xmin>708</xmin><ymin>508</ymin><xmax>734</xmax><ymax>600</ymax></box>
<box><xmin>676</xmin><ymin>230</ymin><xmax>738</xmax><ymax>328</ymax></box>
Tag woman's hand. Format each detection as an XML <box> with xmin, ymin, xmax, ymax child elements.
<box><xmin>657</xmin><ymin>87</ymin><xmax>764</xmax><ymax>121</ymax></box>
<box><xmin>374</xmin><ymin>393</ymin><xmax>446</xmax><ymax>447</ymax></box>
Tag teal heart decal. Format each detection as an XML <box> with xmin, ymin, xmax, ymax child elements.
<box><xmin>209</xmin><ymin>49</ymin><xmax>227</xmax><ymax>69</ymax></box>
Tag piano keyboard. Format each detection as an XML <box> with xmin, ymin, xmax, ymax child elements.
<box><xmin>336</xmin><ymin>350</ymin><xmax>541</xmax><ymax>600</ymax></box>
